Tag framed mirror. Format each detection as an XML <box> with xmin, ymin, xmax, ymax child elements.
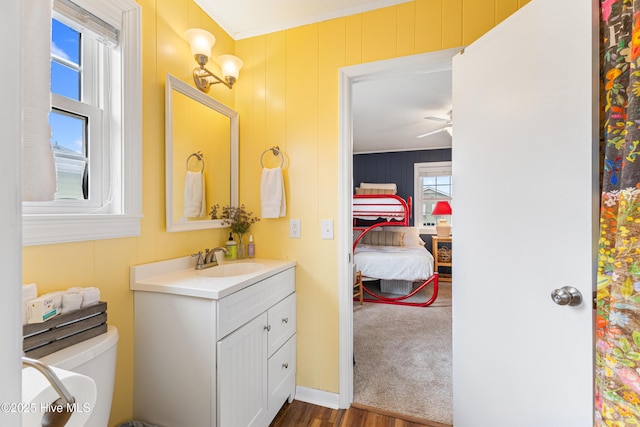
<box><xmin>165</xmin><ymin>74</ymin><xmax>238</xmax><ymax>232</ymax></box>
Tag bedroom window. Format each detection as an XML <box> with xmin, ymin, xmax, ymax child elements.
<box><xmin>414</xmin><ymin>161</ymin><xmax>452</xmax><ymax>234</ymax></box>
<box><xmin>22</xmin><ymin>0</ymin><xmax>142</xmax><ymax>246</ymax></box>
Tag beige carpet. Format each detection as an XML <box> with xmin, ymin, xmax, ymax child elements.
<box><xmin>353</xmin><ymin>280</ymin><xmax>452</xmax><ymax>425</ymax></box>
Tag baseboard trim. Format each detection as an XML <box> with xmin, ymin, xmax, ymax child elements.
<box><xmin>294</xmin><ymin>386</ymin><xmax>340</xmax><ymax>409</ymax></box>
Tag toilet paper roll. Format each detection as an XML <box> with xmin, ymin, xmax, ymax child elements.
<box><xmin>22</xmin><ymin>365</ymin><xmax>97</xmax><ymax>427</ymax></box>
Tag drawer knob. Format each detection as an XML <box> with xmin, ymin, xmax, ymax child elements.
<box><xmin>282</xmin><ymin>317</ymin><xmax>288</xmax><ymax>324</ymax></box>
<box><xmin>264</xmin><ymin>325</ymin><xmax>271</xmax><ymax>331</ymax></box>
<box><xmin>282</xmin><ymin>362</ymin><xmax>289</xmax><ymax>369</ymax></box>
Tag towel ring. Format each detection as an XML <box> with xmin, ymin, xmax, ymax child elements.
<box><xmin>186</xmin><ymin>152</ymin><xmax>205</xmax><ymax>172</ymax></box>
<box><xmin>260</xmin><ymin>146</ymin><xmax>285</xmax><ymax>168</ymax></box>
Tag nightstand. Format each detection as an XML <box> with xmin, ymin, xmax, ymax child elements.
<box><xmin>432</xmin><ymin>236</ymin><xmax>452</xmax><ymax>282</ymax></box>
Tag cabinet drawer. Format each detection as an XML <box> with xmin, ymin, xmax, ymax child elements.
<box><xmin>218</xmin><ymin>267</ymin><xmax>295</xmax><ymax>338</ymax></box>
<box><xmin>268</xmin><ymin>294</ymin><xmax>296</xmax><ymax>357</ymax></box>
<box><xmin>268</xmin><ymin>334</ymin><xmax>296</xmax><ymax>408</ymax></box>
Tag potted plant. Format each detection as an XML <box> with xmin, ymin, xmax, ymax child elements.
<box><xmin>210</xmin><ymin>204</ymin><xmax>260</xmax><ymax>258</ymax></box>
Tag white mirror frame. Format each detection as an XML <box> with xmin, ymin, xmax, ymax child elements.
<box><xmin>165</xmin><ymin>73</ymin><xmax>238</xmax><ymax>232</ymax></box>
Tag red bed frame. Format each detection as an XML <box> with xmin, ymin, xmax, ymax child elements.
<box><xmin>353</xmin><ymin>194</ymin><xmax>439</xmax><ymax>307</ymax></box>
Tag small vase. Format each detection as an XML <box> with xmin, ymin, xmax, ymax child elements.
<box><xmin>236</xmin><ymin>234</ymin><xmax>246</xmax><ymax>259</ymax></box>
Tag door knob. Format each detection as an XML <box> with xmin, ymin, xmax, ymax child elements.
<box><xmin>551</xmin><ymin>286</ymin><xmax>582</xmax><ymax>306</ymax></box>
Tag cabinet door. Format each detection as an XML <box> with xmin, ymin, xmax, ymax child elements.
<box><xmin>218</xmin><ymin>313</ymin><xmax>268</xmax><ymax>427</ymax></box>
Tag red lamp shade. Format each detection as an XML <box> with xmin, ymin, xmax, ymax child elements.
<box><xmin>432</xmin><ymin>201</ymin><xmax>452</xmax><ymax>216</ymax></box>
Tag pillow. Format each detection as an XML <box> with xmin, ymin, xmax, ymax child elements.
<box><xmin>361</xmin><ymin>230</ymin><xmax>404</xmax><ymax>246</ymax></box>
<box><xmin>355</xmin><ymin>187</ymin><xmax>396</xmax><ymax>195</ymax></box>
<box><xmin>383</xmin><ymin>226</ymin><xmax>425</xmax><ymax>247</ymax></box>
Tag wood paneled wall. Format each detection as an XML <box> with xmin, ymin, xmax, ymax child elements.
<box><xmin>353</xmin><ymin>148</ymin><xmax>452</xmax><ymax>224</ymax></box>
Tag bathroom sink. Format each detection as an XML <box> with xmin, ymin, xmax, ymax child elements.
<box><xmin>22</xmin><ymin>365</ymin><xmax>96</xmax><ymax>427</ymax></box>
<box><xmin>197</xmin><ymin>262</ymin><xmax>264</xmax><ymax>277</ymax></box>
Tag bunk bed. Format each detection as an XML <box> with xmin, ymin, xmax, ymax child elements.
<box><xmin>353</xmin><ymin>190</ymin><xmax>439</xmax><ymax>307</ymax></box>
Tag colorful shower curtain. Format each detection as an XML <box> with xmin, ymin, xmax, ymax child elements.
<box><xmin>597</xmin><ymin>0</ymin><xmax>640</xmax><ymax>425</ymax></box>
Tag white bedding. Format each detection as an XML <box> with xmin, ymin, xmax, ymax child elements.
<box><xmin>354</xmin><ymin>244</ymin><xmax>434</xmax><ymax>282</ymax></box>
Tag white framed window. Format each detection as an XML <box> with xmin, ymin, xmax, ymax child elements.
<box><xmin>414</xmin><ymin>161</ymin><xmax>452</xmax><ymax>234</ymax></box>
<box><xmin>22</xmin><ymin>0</ymin><xmax>142</xmax><ymax>246</ymax></box>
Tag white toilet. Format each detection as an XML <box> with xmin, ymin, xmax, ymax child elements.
<box><xmin>39</xmin><ymin>326</ymin><xmax>119</xmax><ymax>427</ymax></box>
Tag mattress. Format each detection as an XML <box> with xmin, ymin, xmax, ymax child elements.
<box><xmin>354</xmin><ymin>244</ymin><xmax>434</xmax><ymax>282</ymax></box>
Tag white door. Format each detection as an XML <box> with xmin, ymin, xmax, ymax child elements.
<box><xmin>452</xmin><ymin>0</ymin><xmax>597</xmax><ymax>426</ymax></box>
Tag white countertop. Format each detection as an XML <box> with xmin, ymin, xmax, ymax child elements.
<box><xmin>130</xmin><ymin>256</ymin><xmax>296</xmax><ymax>299</ymax></box>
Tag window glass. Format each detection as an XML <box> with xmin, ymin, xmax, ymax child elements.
<box><xmin>49</xmin><ymin>17</ymin><xmax>93</xmax><ymax>203</ymax></box>
<box><xmin>414</xmin><ymin>162</ymin><xmax>452</xmax><ymax>232</ymax></box>
<box><xmin>420</xmin><ymin>174</ymin><xmax>452</xmax><ymax>227</ymax></box>
<box><xmin>51</xmin><ymin>18</ymin><xmax>81</xmax><ymax>100</ymax></box>
<box><xmin>51</xmin><ymin>61</ymin><xmax>80</xmax><ymax>100</ymax></box>
<box><xmin>49</xmin><ymin>109</ymin><xmax>87</xmax><ymax>200</ymax></box>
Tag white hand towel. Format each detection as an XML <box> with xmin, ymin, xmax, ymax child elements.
<box><xmin>184</xmin><ymin>171</ymin><xmax>206</xmax><ymax>218</ymax></box>
<box><xmin>60</xmin><ymin>288</ymin><xmax>83</xmax><ymax>315</ymax></box>
<box><xmin>81</xmin><ymin>287</ymin><xmax>101</xmax><ymax>308</ymax></box>
<box><xmin>22</xmin><ymin>283</ymin><xmax>38</xmax><ymax>325</ymax></box>
<box><xmin>260</xmin><ymin>167</ymin><xmax>286</xmax><ymax>218</ymax></box>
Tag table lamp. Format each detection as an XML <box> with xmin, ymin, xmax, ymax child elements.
<box><xmin>432</xmin><ymin>201</ymin><xmax>452</xmax><ymax>237</ymax></box>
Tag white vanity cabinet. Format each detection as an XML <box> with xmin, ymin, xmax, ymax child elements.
<box><xmin>131</xmin><ymin>258</ymin><xmax>296</xmax><ymax>427</ymax></box>
<box><xmin>217</xmin><ymin>278</ymin><xmax>296</xmax><ymax>426</ymax></box>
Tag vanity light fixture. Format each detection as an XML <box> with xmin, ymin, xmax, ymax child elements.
<box><xmin>184</xmin><ymin>28</ymin><xmax>243</xmax><ymax>92</ymax></box>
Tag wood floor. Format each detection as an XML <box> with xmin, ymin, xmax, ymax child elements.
<box><xmin>270</xmin><ymin>400</ymin><xmax>453</xmax><ymax>427</ymax></box>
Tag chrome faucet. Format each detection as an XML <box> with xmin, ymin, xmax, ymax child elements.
<box><xmin>192</xmin><ymin>247</ymin><xmax>228</xmax><ymax>270</ymax></box>
<box><xmin>205</xmin><ymin>247</ymin><xmax>228</xmax><ymax>265</ymax></box>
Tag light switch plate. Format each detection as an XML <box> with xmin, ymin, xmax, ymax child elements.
<box><xmin>290</xmin><ymin>219</ymin><xmax>301</xmax><ymax>238</ymax></box>
<box><xmin>321</xmin><ymin>219</ymin><xmax>334</xmax><ymax>240</ymax></box>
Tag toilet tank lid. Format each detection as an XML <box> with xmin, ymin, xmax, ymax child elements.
<box><xmin>38</xmin><ymin>325</ymin><xmax>119</xmax><ymax>369</ymax></box>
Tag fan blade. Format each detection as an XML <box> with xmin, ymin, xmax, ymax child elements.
<box><xmin>417</xmin><ymin>125</ymin><xmax>452</xmax><ymax>139</ymax></box>
<box><xmin>424</xmin><ymin>116</ymin><xmax>450</xmax><ymax>123</ymax></box>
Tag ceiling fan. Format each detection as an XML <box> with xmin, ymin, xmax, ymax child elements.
<box><xmin>417</xmin><ymin>112</ymin><xmax>452</xmax><ymax>138</ymax></box>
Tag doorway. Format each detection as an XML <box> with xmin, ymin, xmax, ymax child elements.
<box><xmin>337</xmin><ymin>49</ymin><xmax>461</xmax><ymax>422</ymax></box>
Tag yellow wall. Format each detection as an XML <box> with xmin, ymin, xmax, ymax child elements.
<box><xmin>22</xmin><ymin>0</ymin><xmax>529</xmax><ymax>424</ymax></box>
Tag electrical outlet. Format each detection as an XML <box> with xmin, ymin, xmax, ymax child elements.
<box><xmin>290</xmin><ymin>219</ymin><xmax>301</xmax><ymax>238</ymax></box>
<box><xmin>321</xmin><ymin>219</ymin><xmax>334</xmax><ymax>240</ymax></box>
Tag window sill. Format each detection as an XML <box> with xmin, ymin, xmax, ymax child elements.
<box><xmin>23</xmin><ymin>213</ymin><xmax>143</xmax><ymax>246</ymax></box>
